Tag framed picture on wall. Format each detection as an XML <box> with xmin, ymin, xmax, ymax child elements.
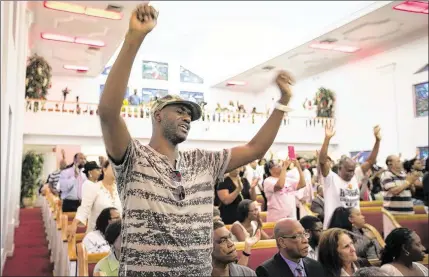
<box><xmin>142</xmin><ymin>60</ymin><xmax>169</xmax><ymax>81</ymax></box>
<box><xmin>414</xmin><ymin>81</ymin><xmax>428</xmax><ymax>117</ymax></box>
<box><xmin>100</xmin><ymin>85</ymin><xmax>130</xmax><ymax>100</ymax></box>
<box><xmin>180</xmin><ymin>66</ymin><xmax>204</xmax><ymax>84</ymax></box>
<box><xmin>180</xmin><ymin>91</ymin><xmax>205</xmax><ymax>105</ymax></box>
<box><xmin>417</xmin><ymin>146</ymin><xmax>428</xmax><ymax>160</ymax></box>
<box><xmin>349</xmin><ymin>151</ymin><xmax>371</xmax><ymax>164</ymax></box>
<box><xmin>141</xmin><ymin>88</ymin><xmax>169</xmax><ymax>103</ymax></box>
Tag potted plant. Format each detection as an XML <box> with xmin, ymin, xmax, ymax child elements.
<box><xmin>20</xmin><ymin>151</ymin><xmax>44</xmax><ymax>208</ymax></box>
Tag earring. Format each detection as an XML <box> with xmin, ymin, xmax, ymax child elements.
<box><xmin>404</xmin><ymin>250</ymin><xmax>410</xmax><ymax>256</ymax></box>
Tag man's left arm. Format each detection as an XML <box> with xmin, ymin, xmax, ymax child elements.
<box><xmin>226</xmin><ymin>71</ymin><xmax>294</xmax><ymax>172</ymax></box>
<box><xmin>360</xmin><ymin>125</ymin><xmax>382</xmax><ymax>174</ymax></box>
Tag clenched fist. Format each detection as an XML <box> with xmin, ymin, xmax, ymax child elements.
<box><xmin>128</xmin><ymin>4</ymin><xmax>158</xmax><ymax>38</ymax></box>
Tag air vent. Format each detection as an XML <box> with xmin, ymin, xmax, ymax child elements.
<box><xmin>319</xmin><ymin>38</ymin><xmax>337</xmax><ymax>44</ymax></box>
<box><xmin>262</xmin><ymin>65</ymin><xmax>275</xmax><ymax>71</ymax></box>
<box><xmin>106</xmin><ymin>4</ymin><xmax>123</xmax><ymax>13</ymax></box>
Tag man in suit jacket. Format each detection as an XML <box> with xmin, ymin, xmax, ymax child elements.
<box><xmin>310</xmin><ymin>185</ymin><xmax>324</xmax><ymax>223</ymax></box>
<box><xmin>256</xmin><ymin>219</ymin><xmax>325</xmax><ymax>277</ymax></box>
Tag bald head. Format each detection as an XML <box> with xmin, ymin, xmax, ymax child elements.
<box><xmin>338</xmin><ymin>156</ymin><xmax>357</xmax><ymax>182</ymax></box>
<box><xmin>274</xmin><ymin>218</ymin><xmax>301</xmax><ymax>238</ymax></box>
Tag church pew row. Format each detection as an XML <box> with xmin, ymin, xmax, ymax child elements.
<box><xmin>235</xmin><ymin>239</ymin><xmax>277</xmax><ymax>271</ymax></box>
<box><xmin>382</xmin><ymin>208</ymin><xmax>429</xmax><ymax>250</ymax></box>
<box><xmin>77</xmin><ymin>243</ymin><xmax>109</xmax><ymax>277</ymax></box>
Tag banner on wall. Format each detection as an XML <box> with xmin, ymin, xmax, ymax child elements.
<box><xmin>142</xmin><ymin>88</ymin><xmax>169</xmax><ymax>103</ymax></box>
<box><xmin>349</xmin><ymin>151</ymin><xmax>371</xmax><ymax>164</ymax></box>
<box><xmin>142</xmin><ymin>60</ymin><xmax>169</xmax><ymax>81</ymax></box>
<box><xmin>179</xmin><ymin>91</ymin><xmax>205</xmax><ymax>105</ymax></box>
<box><xmin>180</xmin><ymin>66</ymin><xmax>204</xmax><ymax>84</ymax></box>
<box><xmin>100</xmin><ymin>85</ymin><xmax>130</xmax><ymax>100</ymax></box>
<box><xmin>414</xmin><ymin>81</ymin><xmax>428</xmax><ymax>117</ymax></box>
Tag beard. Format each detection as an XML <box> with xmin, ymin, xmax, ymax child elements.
<box><xmin>161</xmin><ymin>120</ymin><xmax>188</xmax><ymax>145</ymax></box>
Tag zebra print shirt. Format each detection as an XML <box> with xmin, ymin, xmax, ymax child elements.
<box><xmin>110</xmin><ymin>139</ymin><xmax>231</xmax><ymax>277</ymax></box>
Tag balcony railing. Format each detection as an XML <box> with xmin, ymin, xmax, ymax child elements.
<box><xmin>24</xmin><ymin>99</ymin><xmax>334</xmax><ymax>128</ymax></box>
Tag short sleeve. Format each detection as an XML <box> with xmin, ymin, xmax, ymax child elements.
<box><xmin>107</xmin><ymin>139</ymin><xmax>138</xmax><ymax>194</ymax></box>
<box><xmin>200</xmin><ymin>149</ymin><xmax>231</xmax><ymax>183</ymax></box>
<box><xmin>355</xmin><ymin>166</ymin><xmax>365</xmax><ymax>185</ymax></box>
<box><xmin>322</xmin><ymin>170</ymin><xmax>336</xmax><ymax>189</ymax></box>
<box><xmin>380</xmin><ymin>172</ymin><xmax>396</xmax><ymax>191</ymax></box>
<box><xmin>217</xmin><ymin>178</ymin><xmax>233</xmax><ymax>191</ymax></box>
<box><xmin>263</xmin><ymin>177</ymin><xmax>276</xmax><ymax>194</ymax></box>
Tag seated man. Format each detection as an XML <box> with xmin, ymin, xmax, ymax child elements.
<box><xmin>310</xmin><ymin>185</ymin><xmax>324</xmax><ymax>223</ymax></box>
<box><xmin>212</xmin><ymin>220</ymin><xmax>256</xmax><ymax>277</ymax></box>
<box><xmin>256</xmin><ymin>218</ymin><xmax>325</xmax><ymax>277</ymax></box>
<box><xmin>299</xmin><ymin>215</ymin><xmax>323</xmax><ymax>261</ymax></box>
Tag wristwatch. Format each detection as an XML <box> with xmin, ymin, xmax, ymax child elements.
<box><xmin>275</xmin><ymin>102</ymin><xmax>293</xmax><ymax>113</ymax></box>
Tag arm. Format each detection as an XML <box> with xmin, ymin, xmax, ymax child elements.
<box><xmin>360</xmin><ymin>126</ymin><xmax>382</xmax><ymax>174</ymax></box>
<box><xmin>382</xmin><ymin>173</ymin><xmax>418</xmax><ymax>196</ymax></box>
<box><xmin>319</xmin><ymin>123</ymin><xmax>335</xmax><ymax>178</ymax></box>
<box><xmin>98</xmin><ymin>5</ymin><xmax>157</xmax><ymax>162</ymax></box>
<box><xmin>294</xmin><ymin>161</ymin><xmax>306</xmax><ymax>191</ymax></box>
<box><xmin>226</xmin><ymin>72</ymin><xmax>295</xmax><ymax>172</ymax></box>
<box><xmin>249</xmin><ymin>178</ymin><xmax>258</xmax><ymax>201</ymax></box>
<box><xmin>274</xmin><ymin>161</ymin><xmax>289</xmax><ymax>192</ymax></box>
<box><xmin>217</xmin><ymin>179</ymin><xmax>242</xmax><ymax>205</ymax></box>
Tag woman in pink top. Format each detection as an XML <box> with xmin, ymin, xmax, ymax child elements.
<box><xmin>263</xmin><ymin>159</ymin><xmax>306</xmax><ymax>222</ymax></box>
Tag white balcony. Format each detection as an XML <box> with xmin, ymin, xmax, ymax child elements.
<box><xmin>23</xmin><ymin>99</ymin><xmax>338</xmax><ymax>147</ymax></box>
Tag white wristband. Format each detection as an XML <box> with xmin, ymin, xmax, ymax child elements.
<box><xmin>275</xmin><ymin>102</ymin><xmax>293</xmax><ymax>113</ymax></box>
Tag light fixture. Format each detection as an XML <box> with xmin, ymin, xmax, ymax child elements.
<box><xmin>63</xmin><ymin>65</ymin><xmax>89</xmax><ymax>71</ymax></box>
<box><xmin>393</xmin><ymin>1</ymin><xmax>428</xmax><ymax>14</ymax></box>
<box><xmin>226</xmin><ymin>81</ymin><xmax>246</xmax><ymax>86</ymax></box>
<box><xmin>310</xmin><ymin>43</ymin><xmax>360</xmax><ymax>53</ymax></box>
<box><xmin>43</xmin><ymin>1</ymin><xmax>122</xmax><ymax>20</ymax></box>
<box><xmin>41</xmin><ymin>32</ymin><xmax>105</xmax><ymax>47</ymax></box>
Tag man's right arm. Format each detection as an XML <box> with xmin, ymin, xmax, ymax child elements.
<box><xmin>98</xmin><ymin>4</ymin><xmax>157</xmax><ymax>162</ymax></box>
<box><xmin>319</xmin><ymin>123</ymin><xmax>335</xmax><ymax>178</ymax></box>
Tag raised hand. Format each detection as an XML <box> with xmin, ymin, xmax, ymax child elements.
<box><xmin>282</xmin><ymin>159</ymin><xmax>292</xmax><ymax>170</ymax></box>
<box><xmin>275</xmin><ymin>70</ymin><xmax>295</xmax><ymax>105</ymax></box>
<box><xmin>373</xmin><ymin>125</ymin><xmax>381</xmax><ymax>141</ymax></box>
<box><xmin>250</xmin><ymin>177</ymin><xmax>260</xmax><ymax>189</ymax></box>
<box><xmin>325</xmin><ymin>122</ymin><xmax>336</xmax><ymax>139</ymax></box>
<box><xmin>129</xmin><ymin>4</ymin><xmax>158</xmax><ymax>38</ymax></box>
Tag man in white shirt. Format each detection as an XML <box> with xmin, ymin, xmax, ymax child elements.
<box><xmin>318</xmin><ymin>123</ymin><xmax>381</xmax><ymax>229</ymax></box>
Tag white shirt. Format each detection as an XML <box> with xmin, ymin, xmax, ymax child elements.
<box><xmin>307</xmin><ymin>245</ymin><xmax>318</xmax><ymax>261</ymax></box>
<box><xmin>75</xmin><ymin>180</ymin><xmax>122</xmax><ymax>232</ymax></box>
<box><xmin>264</xmin><ymin>174</ymin><xmax>298</xmax><ymax>222</ymax></box>
<box><xmin>322</xmin><ymin>167</ymin><xmax>364</xmax><ymax>229</ymax></box>
<box><xmin>82</xmin><ymin>230</ymin><xmax>111</xmax><ymax>253</ymax></box>
<box><xmin>294</xmin><ymin>168</ymin><xmax>313</xmax><ymax>204</ymax></box>
<box><xmin>244</xmin><ymin>165</ymin><xmax>264</xmax><ymax>194</ymax></box>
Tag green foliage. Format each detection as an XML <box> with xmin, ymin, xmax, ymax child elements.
<box><xmin>313</xmin><ymin>87</ymin><xmax>336</xmax><ymax>118</ymax></box>
<box><xmin>25</xmin><ymin>54</ymin><xmax>52</xmax><ymax>99</ymax></box>
<box><xmin>20</xmin><ymin>151</ymin><xmax>44</xmax><ymax>201</ymax></box>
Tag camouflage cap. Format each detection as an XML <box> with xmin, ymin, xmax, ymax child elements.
<box><xmin>150</xmin><ymin>94</ymin><xmax>202</xmax><ymax>121</ymax></box>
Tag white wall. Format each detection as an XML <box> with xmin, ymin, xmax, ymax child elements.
<box><xmin>258</xmin><ymin>35</ymin><xmax>429</xmax><ymax>163</ymax></box>
<box><xmin>1</xmin><ymin>1</ymin><xmax>31</xmax><ymax>272</ymax></box>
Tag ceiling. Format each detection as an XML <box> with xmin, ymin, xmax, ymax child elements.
<box><xmin>213</xmin><ymin>1</ymin><xmax>429</xmax><ymax>92</ymax></box>
<box><xmin>27</xmin><ymin>1</ymin><xmax>146</xmax><ymax>77</ymax></box>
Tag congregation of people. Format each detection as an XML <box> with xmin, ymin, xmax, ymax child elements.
<box><xmin>38</xmin><ymin>3</ymin><xmax>428</xmax><ymax>277</ymax></box>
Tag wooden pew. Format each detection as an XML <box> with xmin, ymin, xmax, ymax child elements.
<box><xmin>382</xmin><ymin>208</ymin><xmax>429</xmax><ymax>250</ymax></box>
<box><xmin>364</xmin><ymin>223</ymin><xmax>386</xmax><ymax>248</ymax></box>
<box><xmin>235</xmin><ymin>239</ymin><xmax>277</xmax><ymax>271</ymax></box>
<box><xmin>299</xmin><ymin>203</ymin><xmax>318</xmax><ymax>219</ymax></box>
<box><xmin>360</xmin><ymin>200</ymin><xmax>383</xmax><ymax>207</ymax></box>
<box><xmin>259</xmin><ymin>212</ymin><xmax>267</xmax><ymax>223</ymax></box>
<box><xmin>77</xmin><ymin>243</ymin><xmax>109</xmax><ymax>276</ymax></box>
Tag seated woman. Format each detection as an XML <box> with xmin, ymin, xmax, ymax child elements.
<box><xmin>230</xmin><ymin>199</ymin><xmax>271</xmax><ymax>242</ymax></box>
<box><xmin>328</xmin><ymin>207</ymin><xmax>382</xmax><ymax>259</ymax></box>
<box><xmin>216</xmin><ymin>167</ymin><xmax>258</xmax><ymax>224</ymax></box>
<box><xmin>93</xmin><ymin>220</ymin><xmax>122</xmax><ymax>276</ymax></box>
<box><xmin>82</xmin><ymin>207</ymin><xmax>120</xmax><ymax>253</ymax></box>
<box><xmin>319</xmin><ymin>228</ymin><xmax>369</xmax><ymax>277</ymax></box>
<box><xmin>380</xmin><ymin>227</ymin><xmax>427</xmax><ymax>276</ymax></box>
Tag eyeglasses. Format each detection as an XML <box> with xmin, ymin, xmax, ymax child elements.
<box><xmin>281</xmin><ymin>232</ymin><xmax>310</xmax><ymax>241</ymax></box>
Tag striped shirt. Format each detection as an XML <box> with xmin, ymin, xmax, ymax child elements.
<box><xmin>47</xmin><ymin>170</ymin><xmax>61</xmax><ymax>191</ymax></box>
<box><xmin>380</xmin><ymin>170</ymin><xmax>414</xmax><ymax>214</ymax></box>
<box><xmin>110</xmin><ymin>139</ymin><xmax>231</xmax><ymax>277</ymax></box>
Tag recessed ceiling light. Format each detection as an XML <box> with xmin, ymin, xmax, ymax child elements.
<box><xmin>63</xmin><ymin>65</ymin><xmax>89</xmax><ymax>71</ymax></box>
<box><xmin>41</xmin><ymin>33</ymin><xmax>105</xmax><ymax>47</ymax></box>
<box><xmin>44</xmin><ymin>1</ymin><xmax>122</xmax><ymax>20</ymax></box>
<box><xmin>310</xmin><ymin>43</ymin><xmax>360</xmax><ymax>53</ymax></box>
<box><xmin>393</xmin><ymin>1</ymin><xmax>428</xmax><ymax>14</ymax></box>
